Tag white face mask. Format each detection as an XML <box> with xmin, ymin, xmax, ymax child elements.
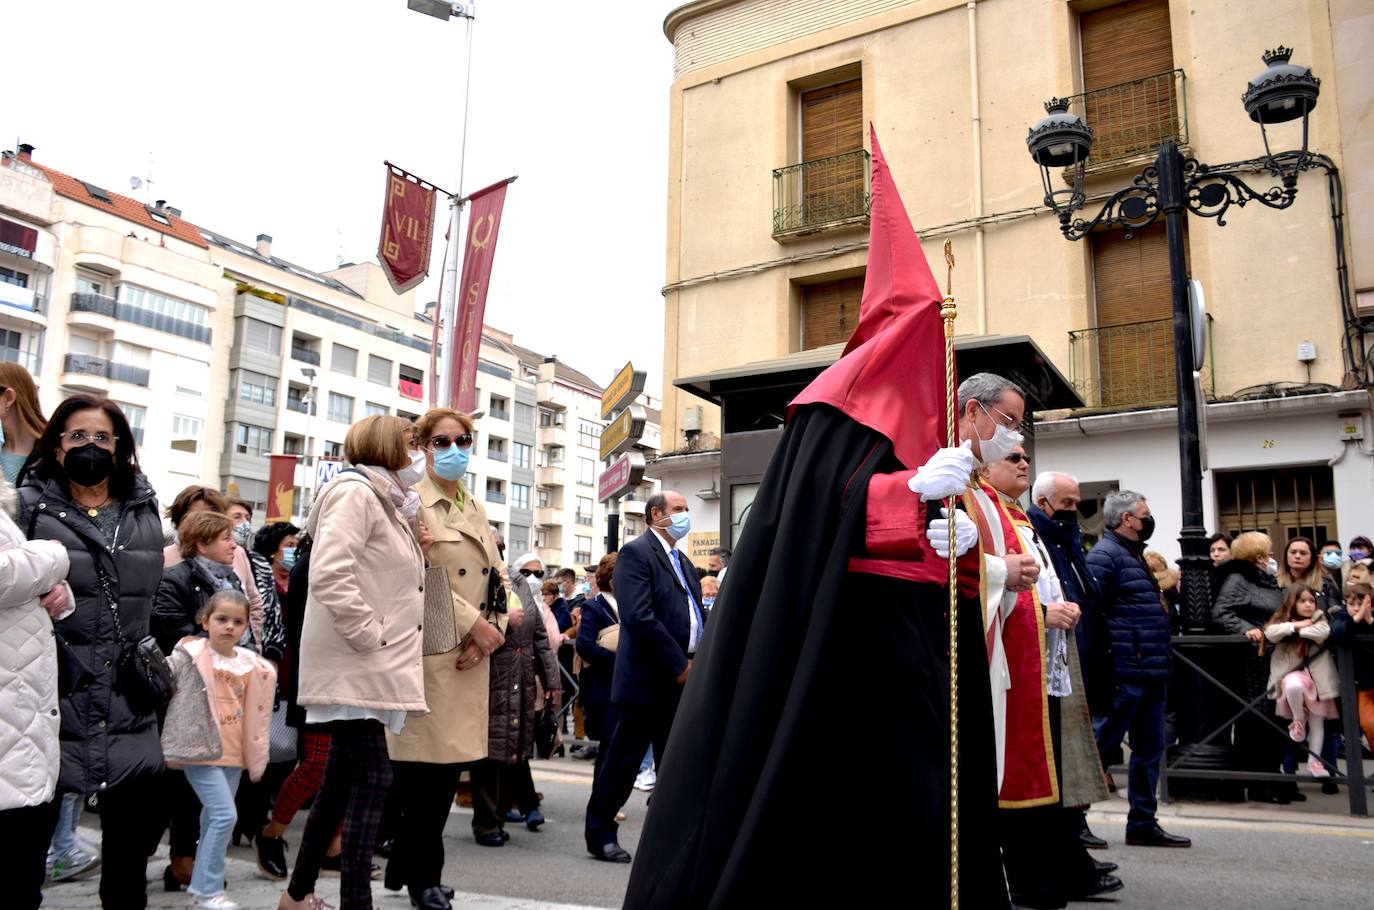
<box><xmin>976</xmin><ymin>402</ymin><xmax>1024</xmax><ymax>464</ymax></box>
<box><xmin>397</xmin><ymin>448</ymin><xmax>427</xmax><ymax>488</ymax></box>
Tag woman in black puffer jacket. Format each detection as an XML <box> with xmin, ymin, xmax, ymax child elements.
<box><xmin>18</xmin><ymin>396</ymin><xmax>165</xmax><ymax>910</ymax></box>
<box><xmin>1211</xmin><ymin>530</ymin><xmax>1288</xmax><ymax>803</ymax></box>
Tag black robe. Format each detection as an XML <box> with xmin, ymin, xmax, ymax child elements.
<box><xmin>624</xmin><ymin>404</ymin><xmax>1008</xmax><ymax>908</ymax></box>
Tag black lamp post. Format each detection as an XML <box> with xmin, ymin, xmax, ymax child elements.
<box><xmin>1027</xmin><ymin>47</ymin><xmax>1321</xmax><ymax>631</ymax></box>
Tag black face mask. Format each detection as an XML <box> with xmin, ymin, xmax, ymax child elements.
<box><xmin>1051</xmin><ymin>509</ymin><xmax>1078</xmax><ymax>526</ymax></box>
<box><xmin>64</xmin><ymin>443</ymin><xmax>115</xmax><ymax>487</ymax></box>
<box><xmin>1136</xmin><ymin>514</ymin><xmax>1156</xmax><ymax>542</ymax></box>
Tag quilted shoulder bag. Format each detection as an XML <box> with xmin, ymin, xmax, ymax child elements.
<box><xmin>83</xmin><ymin>537</ymin><xmax>176</xmax><ymax>713</ymax></box>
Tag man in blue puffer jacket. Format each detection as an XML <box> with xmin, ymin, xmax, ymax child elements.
<box><xmin>1085</xmin><ymin>490</ymin><xmax>1192</xmax><ymax>849</ymax></box>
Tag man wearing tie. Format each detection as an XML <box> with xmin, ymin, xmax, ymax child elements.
<box><xmin>584</xmin><ymin>491</ymin><xmax>704</xmax><ymax>863</ymax></box>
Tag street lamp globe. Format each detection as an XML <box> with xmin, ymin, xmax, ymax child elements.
<box><xmin>1242</xmin><ymin>46</ymin><xmax>1320</xmax><ymax>185</ymax></box>
<box><xmin>1026</xmin><ymin>97</ymin><xmax>1093</xmax><ymax>221</ymax></box>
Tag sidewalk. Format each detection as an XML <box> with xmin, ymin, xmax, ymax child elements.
<box><xmin>1088</xmin><ymin>787</ymin><xmax>1374</xmax><ymax>834</ymax></box>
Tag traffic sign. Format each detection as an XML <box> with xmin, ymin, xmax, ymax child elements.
<box><xmin>599</xmin><ymin>404</ymin><xmax>647</xmax><ymax>460</ymax></box>
<box><xmin>601</xmin><ymin>361</ymin><xmax>647</xmax><ymax>420</ymax></box>
<box><xmin>598</xmin><ymin>451</ymin><xmax>646</xmax><ymax>503</ymax></box>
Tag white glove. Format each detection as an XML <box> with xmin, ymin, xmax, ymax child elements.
<box><xmin>928</xmin><ymin>508</ymin><xmax>978</xmax><ymax>559</ymax></box>
<box><xmin>907</xmin><ymin>441</ymin><xmax>976</xmax><ymax>502</ymax></box>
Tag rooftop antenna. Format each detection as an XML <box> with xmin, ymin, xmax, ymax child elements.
<box><xmin>336</xmin><ymin>228</ymin><xmax>345</xmax><ymax>268</ymax></box>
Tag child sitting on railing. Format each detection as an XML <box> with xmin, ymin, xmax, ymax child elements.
<box><xmin>1264</xmin><ymin>583</ymin><xmax>1339</xmax><ymax>778</ymax></box>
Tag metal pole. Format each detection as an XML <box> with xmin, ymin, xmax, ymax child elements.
<box><xmin>437</xmin><ymin>3</ymin><xmax>476</xmax><ymax>407</ymax></box>
<box><xmin>606</xmin><ymin>505</ymin><xmax>620</xmax><ymax>553</ymax></box>
<box><xmin>1157</xmin><ymin>142</ymin><xmax>1211</xmax><ymax>629</ymax></box>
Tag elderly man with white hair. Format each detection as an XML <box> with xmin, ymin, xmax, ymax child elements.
<box><xmin>1027</xmin><ymin>471</ymin><xmax>1116</xmax><ymax>853</ymax></box>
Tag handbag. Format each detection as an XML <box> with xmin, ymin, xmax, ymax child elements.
<box><xmin>85</xmin><ymin>541</ymin><xmax>175</xmax><ymax>712</ymax></box>
<box><xmin>533</xmin><ymin>701</ymin><xmax>560</xmax><ymax>760</ymax></box>
<box><xmin>160</xmin><ymin>648</ymin><xmax>221</xmax><ymax>764</ymax></box>
<box><xmin>422</xmin><ymin>565</ymin><xmax>459</xmax><ymax>656</ymax></box>
<box><xmin>596</xmin><ymin>624</ymin><xmax>620</xmax><ymax>653</ymax></box>
<box><xmin>268</xmin><ymin>699</ymin><xmax>297</xmax><ymax>764</ymax></box>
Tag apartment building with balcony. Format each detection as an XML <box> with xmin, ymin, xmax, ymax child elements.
<box><xmin>202</xmin><ymin>230</ymin><xmax>436</xmax><ymax>520</ymax></box>
<box><xmin>660</xmin><ymin>0</ymin><xmax>1374</xmax><ymax>558</ymax></box>
<box><xmin>0</xmin><ymin>144</ymin><xmax>228</xmax><ymax>501</ymax></box>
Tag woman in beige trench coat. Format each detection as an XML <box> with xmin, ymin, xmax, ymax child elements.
<box><xmin>383</xmin><ymin>407</ymin><xmax>507</xmax><ymax>910</ymax></box>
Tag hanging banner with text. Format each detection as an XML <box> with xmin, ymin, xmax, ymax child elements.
<box><xmin>449</xmin><ymin>177</ymin><xmax>514</xmax><ymax>412</ymax></box>
<box><xmin>266</xmin><ymin>454</ymin><xmax>298</xmax><ymax>523</ymax></box>
<box><xmin>377</xmin><ymin>163</ymin><xmax>438</xmax><ymax>294</ymax></box>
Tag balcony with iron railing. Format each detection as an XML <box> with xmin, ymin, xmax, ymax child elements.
<box><xmin>1066</xmin><ymin>69</ymin><xmax>1188</xmax><ymax>171</ymax></box>
<box><xmin>69</xmin><ymin>292</ymin><xmax>211</xmax><ymax>343</ymax></box>
<box><xmin>1067</xmin><ymin>315</ymin><xmax>1213</xmax><ymax>410</ymax></box>
<box><xmin>772</xmin><ymin>148</ymin><xmax>871</xmax><ymax>239</ymax></box>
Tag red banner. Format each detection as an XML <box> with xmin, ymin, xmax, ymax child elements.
<box><xmin>449</xmin><ymin>178</ymin><xmax>513</xmax><ymax>411</ymax></box>
<box><xmin>266</xmin><ymin>454</ymin><xmax>298</xmax><ymax>523</ymax></box>
<box><xmin>377</xmin><ymin>165</ymin><xmax>437</xmax><ymax>294</ymax></box>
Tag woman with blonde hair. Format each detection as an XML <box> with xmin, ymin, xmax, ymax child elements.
<box><xmin>0</xmin><ymin>362</ymin><xmax>47</xmax><ymax>483</ymax></box>
<box><xmin>279</xmin><ymin>414</ymin><xmax>431</xmax><ymax>910</ymax></box>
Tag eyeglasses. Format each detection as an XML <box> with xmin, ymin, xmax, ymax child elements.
<box><xmin>979</xmin><ymin>400</ymin><xmax>1019</xmax><ymax>429</ymax></box>
<box><xmin>520</xmin><ymin>568</ymin><xmax>544</xmax><ymax>578</ymax></box>
<box><xmin>59</xmin><ymin>430</ymin><xmax>118</xmax><ymax>450</ymax></box>
<box><xmin>429</xmin><ymin>433</ymin><xmax>473</xmax><ymax>451</ymax></box>
<box><xmin>1004</xmin><ymin>453</ymin><xmax>1030</xmax><ymax>465</ymax></box>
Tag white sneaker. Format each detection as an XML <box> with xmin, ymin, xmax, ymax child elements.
<box><xmin>188</xmin><ymin>894</ymin><xmax>240</xmax><ymax>910</ymax></box>
<box><xmin>633</xmin><ymin>768</ymin><xmax>657</xmax><ymax>792</ymax></box>
<box><xmin>50</xmin><ymin>844</ymin><xmax>101</xmax><ymax>882</ymax></box>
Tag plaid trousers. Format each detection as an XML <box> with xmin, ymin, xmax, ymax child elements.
<box><xmin>272</xmin><ymin>729</ymin><xmax>331</xmax><ymax>825</ymax></box>
<box><xmin>287</xmin><ymin>720</ymin><xmax>392</xmax><ymax>909</ymax></box>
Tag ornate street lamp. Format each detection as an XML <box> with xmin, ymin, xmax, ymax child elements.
<box><xmin>1026</xmin><ymin>47</ymin><xmax>1321</xmax><ymax>630</ymax></box>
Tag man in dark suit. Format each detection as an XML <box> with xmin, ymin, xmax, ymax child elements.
<box><xmin>584</xmin><ymin>490</ymin><xmax>704</xmax><ymax>863</ymax></box>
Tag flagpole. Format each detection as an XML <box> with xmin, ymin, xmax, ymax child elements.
<box><xmin>941</xmin><ymin>239</ymin><xmax>960</xmax><ymax>910</ymax></box>
<box><xmin>435</xmin><ymin>0</ymin><xmax>476</xmax><ymax>408</ymax></box>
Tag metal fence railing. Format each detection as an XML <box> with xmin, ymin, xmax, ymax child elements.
<box><xmin>1068</xmin><ymin>315</ymin><xmax>1214</xmax><ymax>410</ymax></box>
<box><xmin>1067</xmin><ymin>69</ymin><xmax>1188</xmax><ymax>167</ymax></box>
<box><xmin>772</xmin><ymin>148</ymin><xmax>871</xmax><ymax>236</ymax></box>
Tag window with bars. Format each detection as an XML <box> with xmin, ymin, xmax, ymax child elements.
<box><xmin>1215</xmin><ymin>465</ymin><xmax>1338</xmax><ymax>545</ymax></box>
<box><xmin>236</xmin><ymin>370</ymin><xmax>277</xmax><ymax>406</ymax></box>
<box><xmin>327</xmin><ymin>392</ymin><xmax>354</xmax><ymax>424</ymax></box>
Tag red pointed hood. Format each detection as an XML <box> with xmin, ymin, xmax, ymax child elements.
<box><xmin>789</xmin><ymin>127</ymin><xmax>954</xmax><ymax>469</ymax></box>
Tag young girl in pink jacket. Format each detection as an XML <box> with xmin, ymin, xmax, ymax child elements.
<box><xmin>162</xmin><ymin>591</ymin><xmax>277</xmax><ymax>910</ymax></box>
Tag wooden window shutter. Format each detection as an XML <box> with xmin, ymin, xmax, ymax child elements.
<box><xmin>1080</xmin><ymin>0</ymin><xmax>1173</xmax><ymax>92</ymax></box>
<box><xmin>801</xmin><ymin>275</ymin><xmax>864</xmax><ymax>350</ymax></box>
<box><xmin>1090</xmin><ymin>223</ymin><xmax>1188</xmax><ymax>406</ymax></box>
<box><xmin>801</xmin><ymin>79</ymin><xmax>863</xmax><ymax>161</ymax></box>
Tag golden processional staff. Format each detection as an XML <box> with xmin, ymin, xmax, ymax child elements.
<box><xmin>941</xmin><ymin>239</ymin><xmax>960</xmax><ymax>910</ymax></box>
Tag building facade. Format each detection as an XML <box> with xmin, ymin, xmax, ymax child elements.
<box><xmin>659</xmin><ymin>0</ymin><xmax>1374</xmax><ymax>559</ymax></box>
<box><xmin>2</xmin><ymin>143</ymin><xmax>660</xmax><ymax>571</ymax></box>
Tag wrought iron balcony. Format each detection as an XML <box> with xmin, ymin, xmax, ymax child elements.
<box><xmin>1066</xmin><ymin>69</ymin><xmax>1188</xmax><ymax>168</ymax></box>
<box><xmin>1067</xmin><ymin>316</ymin><xmax>1212</xmax><ymax>410</ymax></box>
<box><xmin>772</xmin><ymin>149</ymin><xmax>871</xmax><ymax>238</ymax></box>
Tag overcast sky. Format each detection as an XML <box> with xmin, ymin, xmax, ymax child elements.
<box><xmin>4</xmin><ymin>1</ymin><xmax>682</xmax><ymax>394</ymax></box>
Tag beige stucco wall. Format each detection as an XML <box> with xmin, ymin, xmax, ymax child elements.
<box><xmin>661</xmin><ymin>0</ymin><xmax>1354</xmax><ymax>448</ymax></box>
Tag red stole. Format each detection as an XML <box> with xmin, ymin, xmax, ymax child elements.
<box><xmin>982</xmin><ymin>483</ymin><xmax>1058</xmax><ymax>809</ymax></box>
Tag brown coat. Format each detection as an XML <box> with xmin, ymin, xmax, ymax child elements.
<box><xmin>296</xmin><ymin>467</ymin><xmax>427</xmax><ymax>713</ymax></box>
<box><xmin>387</xmin><ymin>474</ymin><xmax>505</xmax><ymax>764</ymax></box>
<box><xmin>487</xmin><ymin>582</ymin><xmax>559</xmax><ymax>764</ymax></box>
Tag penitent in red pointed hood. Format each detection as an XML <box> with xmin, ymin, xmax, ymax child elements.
<box><xmin>789</xmin><ymin>125</ymin><xmax>954</xmax><ymax>470</ymax></box>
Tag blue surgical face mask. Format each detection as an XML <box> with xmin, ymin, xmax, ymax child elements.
<box><xmin>433</xmin><ymin>443</ymin><xmax>470</xmax><ymax>481</ymax></box>
<box><xmin>280</xmin><ymin>547</ymin><xmax>297</xmax><ymax>570</ymax></box>
<box><xmin>1323</xmin><ymin>551</ymin><xmax>1343</xmax><ymax>569</ymax></box>
<box><xmin>657</xmin><ymin>511</ymin><xmax>691</xmax><ymax>541</ymax></box>
<box><xmin>703</xmin><ymin>597</ymin><xmax>715</xmax><ymax>609</ymax></box>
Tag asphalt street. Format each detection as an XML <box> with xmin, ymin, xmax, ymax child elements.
<box><xmin>40</xmin><ymin>756</ymin><xmax>1374</xmax><ymax>909</ymax></box>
